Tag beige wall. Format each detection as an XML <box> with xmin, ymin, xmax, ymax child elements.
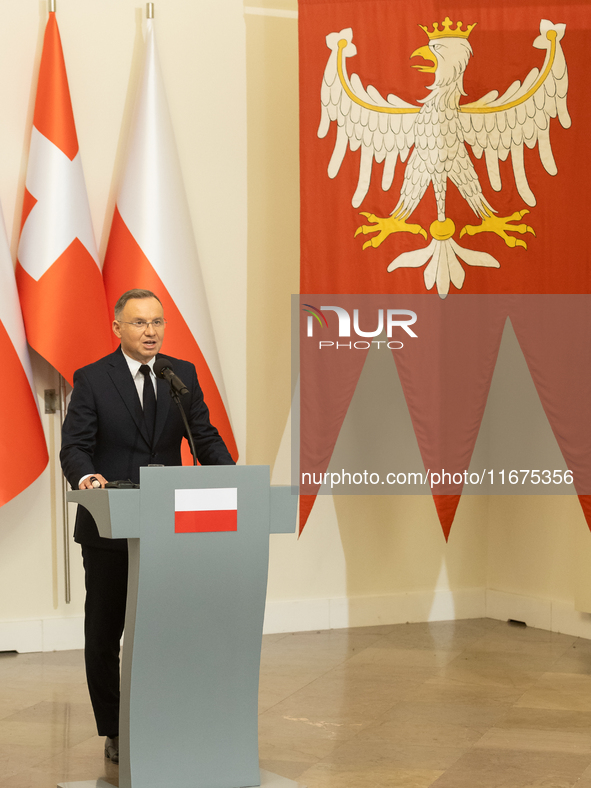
<box><xmin>487</xmin><ymin>496</ymin><xmax>580</xmax><ymax>602</ymax></box>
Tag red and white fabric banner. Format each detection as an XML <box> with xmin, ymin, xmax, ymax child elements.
<box><xmin>16</xmin><ymin>10</ymin><xmax>112</xmax><ymax>386</ymax></box>
<box><xmin>0</xmin><ymin>201</ymin><xmax>48</xmax><ymax>507</ymax></box>
<box><xmin>299</xmin><ymin>0</ymin><xmax>591</xmax><ymax>537</ymax></box>
<box><xmin>103</xmin><ymin>18</ymin><xmax>238</xmax><ymax>462</ymax></box>
<box><xmin>174</xmin><ymin>487</ymin><xmax>238</xmax><ymax>533</ymax></box>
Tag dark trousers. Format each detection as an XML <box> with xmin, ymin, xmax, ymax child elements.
<box><xmin>81</xmin><ymin>545</ymin><xmax>128</xmax><ymax>737</ymax></box>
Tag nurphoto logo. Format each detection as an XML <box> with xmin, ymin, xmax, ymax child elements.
<box><xmin>302</xmin><ymin>303</ymin><xmax>418</xmax><ymax>350</ymax></box>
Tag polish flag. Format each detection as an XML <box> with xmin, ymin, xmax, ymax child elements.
<box><xmin>16</xmin><ymin>11</ymin><xmax>112</xmax><ymax>387</ymax></box>
<box><xmin>0</xmin><ymin>202</ymin><xmax>48</xmax><ymax>506</ymax></box>
<box><xmin>103</xmin><ymin>17</ymin><xmax>238</xmax><ymax>462</ymax></box>
<box><xmin>174</xmin><ymin>488</ymin><xmax>238</xmax><ymax>533</ymax></box>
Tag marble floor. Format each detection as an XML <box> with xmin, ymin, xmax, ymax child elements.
<box><xmin>1</xmin><ymin>619</ymin><xmax>591</xmax><ymax>787</ymax></box>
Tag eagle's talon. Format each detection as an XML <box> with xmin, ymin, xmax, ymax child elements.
<box><xmin>513</xmin><ymin>223</ymin><xmax>535</xmax><ymax>236</ymax></box>
<box><xmin>355</xmin><ymin>222</ymin><xmax>377</xmax><ymax>237</ymax></box>
<box><xmin>356</xmin><ymin>212</ymin><xmax>427</xmax><ymax>248</ymax></box>
<box><xmin>460</xmin><ymin>209</ymin><xmax>535</xmax><ymax>249</ymax></box>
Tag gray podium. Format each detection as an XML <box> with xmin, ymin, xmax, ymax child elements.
<box><xmin>60</xmin><ymin>465</ymin><xmax>305</xmax><ymax>788</ymax></box>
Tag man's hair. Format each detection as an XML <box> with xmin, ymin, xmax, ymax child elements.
<box><xmin>114</xmin><ymin>289</ymin><xmax>163</xmax><ymax>320</ymax></box>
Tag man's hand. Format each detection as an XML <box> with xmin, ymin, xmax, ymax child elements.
<box><xmin>79</xmin><ymin>474</ymin><xmax>108</xmax><ymax>490</ymax></box>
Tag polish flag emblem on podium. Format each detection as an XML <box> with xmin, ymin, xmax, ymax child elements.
<box><xmin>174</xmin><ymin>488</ymin><xmax>238</xmax><ymax>533</ymax></box>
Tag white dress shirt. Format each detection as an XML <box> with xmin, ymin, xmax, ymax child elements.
<box><xmin>122</xmin><ymin>352</ymin><xmax>158</xmax><ymax>402</ymax></box>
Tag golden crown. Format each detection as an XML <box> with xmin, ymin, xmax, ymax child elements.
<box><xmin>419</xmin><ymin>16</ymin><xmax>476</xmax><ymax>40</ymax></box>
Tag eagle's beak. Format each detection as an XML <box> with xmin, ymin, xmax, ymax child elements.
<box><xmin>411</xmin><ymin>45</ymin><xmax>437</xmax><ymax>73</ymax></box>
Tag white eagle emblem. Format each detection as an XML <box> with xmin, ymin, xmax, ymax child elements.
<box><xmin>319</xmin><ymin>18</ymin><xmax>570</xmax><ymax>296</ymax></box>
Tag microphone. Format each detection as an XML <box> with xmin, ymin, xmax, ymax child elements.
<box><xmin>153</xmin><ymin>356</ymin><xmax>197</xmax><ymax>466</ymax></box>
<box><xmin>154</xmin><ymin>357</ymin><xmax>189</xmax><ymax>396</ymax></box>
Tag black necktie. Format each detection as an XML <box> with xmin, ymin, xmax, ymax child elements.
<box><xmin>140</xmin><ymin>365</ymin><xmax>156</xmax><ymax>444</ymax></box>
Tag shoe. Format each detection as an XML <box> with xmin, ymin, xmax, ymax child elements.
<box><xmin>104</xmin><ymin>735</ymin><xmax>119</xmax><ymax>764</ymax></box>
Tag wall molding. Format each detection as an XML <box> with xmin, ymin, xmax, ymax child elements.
<box><xmin>263</xmin><ymin>588</ymin><xmax>487</xmax><ymax>634</ymax></box>
<box><xmin>264</xmin><ymin>588</ymin><xmax>591</xmax><ymax>639</ymax></box>
<box><xmin>244</xmin><ymin>7</ymin><xmax>298</xmax><ymax>18</ymax></box>
<box><xmin>486</xmin><ymin>589</ymin><xmax>591</xmax><ymax>640</ymax></box>
<box><xmin>3</xmin><ymin>590</ymin><xmax>591</xmax><ymax>652</ymax></box>
<box><xmin>0</xmin><ymin>616</ymin><xmax>83</xmax><ymax>653</ymax></box>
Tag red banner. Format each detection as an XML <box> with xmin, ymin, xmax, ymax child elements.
<box><xmin>299</xmin><ymin>0</ymin><xmax>591</xmax><ymax>536</ymax></box>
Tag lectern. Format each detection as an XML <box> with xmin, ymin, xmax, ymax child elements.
<box><xmin>60</xmin><ymin>465</ymin><xmax>305</xmax><ymax>788</ymax></box>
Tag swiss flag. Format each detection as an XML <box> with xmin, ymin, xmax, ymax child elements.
<box><xmin>15</xmin><ymin>10</ymin><xmax>112</xmax><ymax>386</ymax></box>
<box><xmin>0</xmin><ymin>201</ymin><xmax>48</xmax><ymax>506</ymax></box>
<box><xmin>174</xmin><ymin>488</ymin><xmax>238</xmax><ymax>534</ymax></box>
<box><xmin>102</xmin><ymin>15</ymin><xmax>238</xmax><ymax>463</ymax></box>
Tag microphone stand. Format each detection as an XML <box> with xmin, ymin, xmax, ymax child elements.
<box><xmin>169</xmin><ymin>387</ymin><xmax>197</xmax><ymax>466</ymax></box>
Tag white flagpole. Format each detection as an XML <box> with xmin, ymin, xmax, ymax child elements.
<box><xmin>59</xmin><ymin>375</ymin><xmax>71</xmax><ymax>603</ymax></box>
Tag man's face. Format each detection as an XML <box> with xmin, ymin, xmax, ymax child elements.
<box><xmin>112</xmin><ymin>297</ymin><xmax>165</xmax><ymax>363</ymax></box>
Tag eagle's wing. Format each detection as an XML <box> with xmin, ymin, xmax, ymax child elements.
<box><xmin>459</xmin><ymin>19</ymin><xmax>569</xmax><ymax>208</ymax></box>
<box><xmin>319</xmin><ymin>29</ymin><xmax>420</xmax><ymax>208</ymax></box>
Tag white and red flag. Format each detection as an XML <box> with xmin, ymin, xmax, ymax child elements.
<box><xmin>103</xmin><ymin>17</ymin><xmax>238</xmax><ymax>462</ymax></box>
<box><xmin>174</xmin><ymin>488</ymin><xmax>238</xmax><ymax>533</ymax></box>
<box><xmin>16</xmin><ymin>10</ymin><xmax>112</xmax><ymax>386</ymax></box>
<box><xmin>0</xmin><ymin>201</ymin><xmax>48</xmax><ymax>506</ymax></box>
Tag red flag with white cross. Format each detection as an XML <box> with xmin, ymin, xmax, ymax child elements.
<box><xmin>16</xmin><ymin>10</ymin><xmax>112</xmax><ymax>385</ymax></box>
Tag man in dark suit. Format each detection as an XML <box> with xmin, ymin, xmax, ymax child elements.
<box><xmin>60</xmin><ymin>288</ymin><xmax>234</xmax><ymax>764</ymax></box>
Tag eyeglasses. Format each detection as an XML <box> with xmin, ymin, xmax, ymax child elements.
<box><xmin>118</xmin><ymin>319</ymin><xmax>167</xmax><ymax>330</ymax></box>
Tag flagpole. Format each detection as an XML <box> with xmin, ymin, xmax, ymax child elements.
<box><xmin>59</xmin><ymin>375</ymin><xmax>71</xmax><ymax>604</ymax></box>
<box><xmin>147</xmin><ymin>3</ymin><xmax>154</xmax><ymax>18</ymax></box>
<box><xmin>44</xmin><ymin>0</ymin><xmax>62</xmax><ymax>590</ymax></box>
<box><xmin>48</xmin><ymin>0</ymin><xmax>67</xmax><ymax>607</ymax></box>
<box><xmin>18</xmin><ymin>0</ymin><xmax>112</xmax><ymax>606</ymax></box>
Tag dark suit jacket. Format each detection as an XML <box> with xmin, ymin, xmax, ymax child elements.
<box><xmin>60</xmin><ymin>347</ymin><xmax>235</xmax><ymax>550</ymax></box>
